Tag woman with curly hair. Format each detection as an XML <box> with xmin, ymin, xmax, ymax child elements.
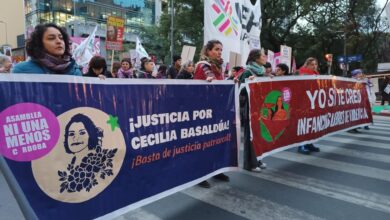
<box><xmin>13</xmin><ymin>23</ymin><xmax>81</xmax><ymax>75</ymax></box>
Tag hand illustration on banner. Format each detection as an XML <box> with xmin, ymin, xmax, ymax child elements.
<box><xmin>260</xmin><ymin>90</ymin><xmax>291</xmax><ymax>143</ymax></box>
<box><xmin>32</xmin><ymin>107</ymin><xmax>126</xmax><ymax>203</ymax></box>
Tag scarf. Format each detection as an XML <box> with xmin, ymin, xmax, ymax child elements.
<box><xmin>118</xmin><ymin>68</ymin><xmax>134</xmax><ymax>78</ymax></box>
<box><xmin>36</xmin><ymin>53</ymin><xmax>72</xmax><ymax>74</ymax></box>
<box><xmin>200</xmin><ymin>55</ymin><xmax>223</xmax><ymax>72</ymax></box>
<box><xmin>247</xmin><ymin>62</ymin><xmax>265</xmax><ymax>76</ymax></box>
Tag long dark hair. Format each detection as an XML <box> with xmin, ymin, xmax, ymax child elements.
<box><xmin>88</xmin><ymin>56</ymin><xmax>107</xmax><ymax>75</ymax></box>
<box><xmin>26</xmin><ymin>23</ymin><xmax>71</xmax><ymax>59</ymax></box>
<box><xmin>271</xmin><ymin>96</ymin><xmax>285</xmax><ymax>119</ymax></box>
<box><xmin>246</xmin><ymin>49</ymin><xmax>262</xmax><ymax>65</ymax></box>
<box><xmin>64</xmin><ymin>114</ymin><xmax>103</xmax><ymax>154</ymax></box>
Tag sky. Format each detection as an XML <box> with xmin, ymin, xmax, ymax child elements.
<box><xmin>377</xmin><ymin>0</ymin><xmax>388</xmax><ymax>8</ymax></box>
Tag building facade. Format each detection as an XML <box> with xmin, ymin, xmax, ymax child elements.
<box><xmin>0</xmin><ymin>0</ymin><xmax>25</xmax><ymax>50</ymax></box>
<box><xmin>24</xmin><ymin>0</ymin><xmax>163</xmax><ymax>41</ymax></box>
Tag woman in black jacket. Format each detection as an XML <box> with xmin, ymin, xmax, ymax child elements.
<box><xmin>176</xmin><ymin>60</ymin><xmax>194</xmax><ymax>79</ymax></box>
<box><xmin>135</xmin><ymin>57</ymin><xmax>155</xmax><ymax>79</ymax></box>
<box><xmin>381</xmin><ymin>76</ymin><xmax>390</xmax><ymax>105</ymax></box>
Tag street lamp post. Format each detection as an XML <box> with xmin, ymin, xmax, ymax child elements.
<box><xmin>170</xmin><ymin>0</ymin><xmax>174</xmax><ymax>64</ymax></box>
<box><xmin>343</xmin><ymin>32</ymin><xmax>347</xmax><ymax>77</ymax></box>
<box><xmin>0</xmin><ymin>20</ymin><xmax>8</xmax><ymax>45</ymax></box>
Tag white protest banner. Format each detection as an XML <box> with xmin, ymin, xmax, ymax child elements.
<box><xmin>267</xmin><ymin>50</ymin><xmax>275</xmax><ymax>71</ymax></box>
<box><xmin>279</xmin><ymin>45</ymin><xmax>292</xmax><ymax>72</ymax></box>
<box><xmin>229</xmin><ymin>51</ymin><xmax>242</xmax><ymax>68</ymax></box>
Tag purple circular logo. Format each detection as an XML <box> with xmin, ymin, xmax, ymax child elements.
<box><xmin>0</xmin><ymin>103</ymin><xmax>60</xmax><ymax>161</ymax></box>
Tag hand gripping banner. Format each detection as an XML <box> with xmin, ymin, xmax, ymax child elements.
<box><xmin>0</xmin><ymin>74</ymin><xmax>239</xmax><ymax>220</ymax></box>
<box><xmin>247</xmin><ymin>75</ymin><xmax>373</xmax><ymax>158</ymax></box>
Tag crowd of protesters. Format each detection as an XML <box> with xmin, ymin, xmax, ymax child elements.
<box><xmin>1</xmin><ymin>23</ymin><xmax>383</xmax><ymax>187</ymax></box>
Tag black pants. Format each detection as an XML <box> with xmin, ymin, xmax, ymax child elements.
<box><xmin>241</xmin><ymin>90</ymin><xmax>258</xmax><ymax>170</ymax></box>
<box><xmin>381</xmin><ymin>95</ymin><xmax>390</xmax><ymax>105</ymax></box>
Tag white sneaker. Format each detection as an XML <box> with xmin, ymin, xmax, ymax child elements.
<box><xmin>251</xmin><ymin>167</ymin><xmax>262</xmax><ymax>172</ymax></box>
<box><xmin>258</xmin><ymin>161</ymin><xmax>267</xmax><ymax>169</ymax></box>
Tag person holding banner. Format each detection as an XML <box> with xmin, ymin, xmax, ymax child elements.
<box><xmin>380</xmin><ymin>76</ymin><xmax>390</xmax><ymax>106</ymax></box>
<box><xmin>194</xmin><ymin>40</ymin><xmax>230</xmax><ymax>187</ymax></box>
<box><xmin>240</xmin><ymin>49</ymin><xmax>268</xmax><ymax>172</ymax></box>
<box><xmin>298</xmin><ymin>57</ymin><xmax>320</xmax><ymax>154</ymax></box>
<box><xmin>351</xmin><ymin>69</ymin><xmax>374</xmax><ymax>130</ymax></box>
<box><xmin>299</xmin><ymin>57</ymin><xmax>319</xmax><ymax>76</ymax></box>
<box><xmin>238</xmin><ymin>49</ymin><xmax>267</xmax><ymax>83</ymax></box>
<box><xmin>13</xmin><ymin>23</ymin><xmax>81</xmax><ymax>75</ymax></box>
<box><xmin>84</xmin><ymin>56</ymin><xmax>111</xmax><ymax>79</ymax></box>
<box><xmin>194</xmin><ymin>40</ymin><xmax>224</xmax><ymax>82</ymax></box>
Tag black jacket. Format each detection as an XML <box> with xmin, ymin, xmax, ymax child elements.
<box><xmin>176</xmin><ymin>70</ymin><xmax>193</xmax><ymax>79</ymax></box>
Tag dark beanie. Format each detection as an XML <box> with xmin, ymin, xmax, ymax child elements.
<box><xmin>173</xmin><ymin>55</ymin><xmax>182</xmax><ymax>63</ymax></box>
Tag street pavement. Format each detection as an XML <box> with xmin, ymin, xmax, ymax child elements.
<box><xmin>1</xmin><ymin>115</ymin><xmax>390</xmax><ymax>220</ymax></box>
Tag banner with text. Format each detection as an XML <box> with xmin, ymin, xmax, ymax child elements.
<box><xmin>247</xmin><ymin>76</ymin><xmax>373</xmax><ymax>157</ymax></box>
<box><xmin>0</xmin><ymin>75</ymin><xmax>238</xmax><ymax>220</ymax></box>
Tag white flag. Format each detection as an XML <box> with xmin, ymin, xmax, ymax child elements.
<box><xmin>73</xmin><ymin>25</ymin><xmax>98</xmax><ymax>67</ymax></box>
<box><xmin>136</xmin><ymin>37</ymin><xmax>149</xmax><ymax>59</ymax></box>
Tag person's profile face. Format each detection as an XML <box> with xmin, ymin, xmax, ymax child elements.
<box><xmin>43</xmin><ymin>27</ymin><xmax>65</xmax><ymax>58</ymax></box>
<box><xmin>256</xmin><ymin>53</ymin><xmax>267</xmax><ymax>65</ymax></box>
<box><xmin>145</xmin><ymin>61</ymin><xmax>154</xmax><ymax>72</ymax></box>
<box><xmin>67</xmin><ymin>122</ymin><xmax>89</xmax><ymax>153</ymax></box>
<box><xmin>207</xmin><ymin>43</ymin><xmax>222</xmax><ymax>60</ymax></box>
<box><xmin>107</xmin><ymin>26</ymin><xmax>116</xmax><ymax>40</ymax></box>
<box><xmin>275</xmin><ymin>67</ymin><xmax>284</xmax><ymax>76</ymax></box>
<box><xmin>307</xmin><ymin>61</ymin><xmax>318</xmax><ymax>71</ymax></box>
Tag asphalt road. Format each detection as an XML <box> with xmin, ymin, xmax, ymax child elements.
<box><xmin>1</xmin><ymin>115</ymin><xmax>390</xmax><ymax>220</ymax></box>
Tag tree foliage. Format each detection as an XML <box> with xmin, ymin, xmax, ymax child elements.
<box><xmin>153</xmin><ymin>0</ymin><xmax>389</xmax><ymax>74</ymax></box>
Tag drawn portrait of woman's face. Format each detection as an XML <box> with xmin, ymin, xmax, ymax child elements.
<box><xmin>32</xmin><ymin>107</ymin><xmax>126</xmax><ymax>203</ymax></box>
<box><xmin>67</xmin><ymin>122</ymin><xmax>89</xmax><ymax>153</ymax></box>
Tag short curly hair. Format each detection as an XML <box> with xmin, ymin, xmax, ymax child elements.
<box><xmin>26</xmin><ymin>23</ymin><xmax>71</xmax><ymax>59</ymax></box>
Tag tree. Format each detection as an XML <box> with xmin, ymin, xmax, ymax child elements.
<box><xmin>156</xmin><ymin>0</ymin><xmax>389</xmax><ymax>73</ymax></box>
<box><xmin>155</xmin><ymin>0</ymin><xmax>204</xmax><ymax>64</ymax></box>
